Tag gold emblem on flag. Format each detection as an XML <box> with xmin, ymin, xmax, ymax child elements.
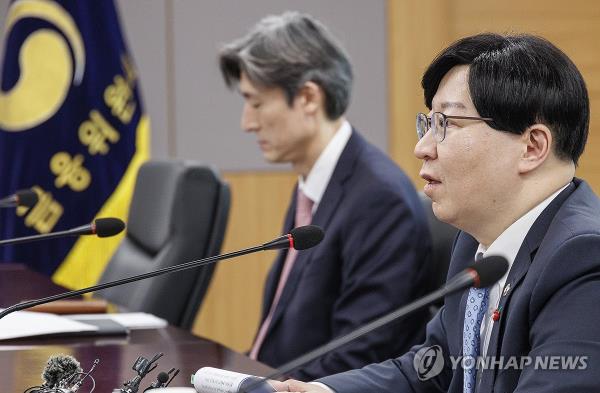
<box><xmin>0</xmin><ymin>0</ymin><xmax>85</xmax><ymax>131</ymax></box>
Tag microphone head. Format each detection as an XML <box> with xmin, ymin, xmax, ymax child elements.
<box><xmin>42</xmin><ymin>354</ymin><xmax>82</xmax><ymax>388</ymax></box>
<box><xmin>290</xmin><ymin>225</ymin><xmax>324</xmax><ymax>250</ymax></box>
<box><xmin>93</xmin><ymin>217</ymin><xmax>126</xmax><ymax>238</ymax></box>
<box><xmin>15</xmin><ymin>189</ymin><xmax>38</xmax><ymax>208</ymax></box>
<box><xmin>470</xmin><ymin>255</ymin><xmax>509</xmax><ymax>288</ymax></box>
<box><xmin>157</xmin><ymin>371</ymin><xmax>170</xmax><ymax>384</ymax></box>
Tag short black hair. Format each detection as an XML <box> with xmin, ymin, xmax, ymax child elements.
<box><xmin>219</xmin><ymin>12</ymin><xmax>353</xmax><ymax>120</ymax></box>
<box><xmin>422</xmin><ymin>33</ymin><xmax>589</xmax><ymax>164</ymax></box>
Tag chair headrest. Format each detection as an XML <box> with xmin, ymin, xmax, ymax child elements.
<box><xmin>127</xmin><ymin>160</ymin><xmax>222</xmax><ymax>254</ymax></box>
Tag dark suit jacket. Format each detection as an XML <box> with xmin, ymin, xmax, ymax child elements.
<box><xmin>320</xmin><ymin>178</ymin><xmax>600</xmax><ymax>392</ymax></box>
<box><xmin>255</xmin><ymin>130</ymin><xmax>432</xmax><ymax>380</ymax></box>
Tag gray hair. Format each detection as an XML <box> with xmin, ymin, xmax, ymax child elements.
<box><xmin>219</xmin><ymin>11</ymin><xmax>353</xmax><ymax>120</ymax></box>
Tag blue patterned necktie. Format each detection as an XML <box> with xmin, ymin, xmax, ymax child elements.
<box><xmin>463</xmin><ymin>252</ymin><xmax>489</xmax><ymax>393</ymax></box>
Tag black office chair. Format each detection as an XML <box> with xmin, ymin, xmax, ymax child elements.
<box><xmin>418</xmin><ymin>192</ymin><xmax>459</xmax><ymax>308</ymax></box>
<box><xmin>96</xmin><ymin>160</ymin><xmax>230</xmax><ymax>329</ymax></box>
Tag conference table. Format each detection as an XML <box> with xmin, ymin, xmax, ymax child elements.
<box><xmin>0</xmin><ymin>263</ymin><xmax>273</xmax><ymax>392</ymax></box>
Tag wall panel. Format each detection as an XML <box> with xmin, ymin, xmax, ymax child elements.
<box><xmin>388</xmin><ymin>0</ymin><xmax>600</xmax><ymax>192</ymax></box>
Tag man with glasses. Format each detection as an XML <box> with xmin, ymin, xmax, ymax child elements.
<box><xmin>270</xmin><ymin>33</ymin><xmax>600</xmax><ymax>392</ymax></box>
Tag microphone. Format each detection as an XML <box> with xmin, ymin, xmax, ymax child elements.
<box><xmin>119</xmin><ymin>352</ymin><xmax>163</xmax><ymax>393</ymax></box>
<box><xmin>164</xmin><ymin>368</ymin><xmax>179</xmax><ymax>387</ymax></box>
<box><xmin>0</xmin><ymin>225</ymin><xmax>324</xmax><ymax>320</ymax></box>
<box><xmin>41</xmin><ymin>354</ymin><xmax>83</xmax><ymax>390</ymax></box>
<box><xmin>0</xmin><ymin>217</ymin><xmax>125</xmax><ymax>246</ymax></box>
<box><xmin>29</xmin><ymin>355</ymin><xmax>100</xmax><ymax>393</ymax></box>
<box><xmin>262</xmin><ymin>225</ymin><xmax>324</xmax><ymax>251</ymax></box>
<box><xmin>242</xmin><ymin>255</ymin><xmax>509</xmax><ymax>391</ymax></box>
<box><xmin>0</xmin><ymin>189</ymin><xmax>38</xmax><ymax>208</ymax></box>
<box><xmin>144</xmin><ymin>371</ymin><xmax>169</xmax><ymax>391</ymax></box>
<box><xmin>67</xmin><ymin>358</ymin><xmax>100</xmax><ymax>392</ymax></box>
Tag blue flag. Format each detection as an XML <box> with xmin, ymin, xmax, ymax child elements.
<box><xmin>0</xmin><ymin>0</ymin><xmax>150</xmax><ymax>289</ymax></box>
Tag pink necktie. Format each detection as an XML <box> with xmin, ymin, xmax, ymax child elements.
<box><xmin>249</xmin><ymin>189</ymin><xmax>314</xmax><ymax>359</ymax></box>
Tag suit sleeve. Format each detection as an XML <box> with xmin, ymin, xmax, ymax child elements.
<box><xmin>317</xmin><ymin>306</ymin><xmax>454</xmax><ymax>393</ymax></box>
<box><xmin>512</xmin><ymin>234</ymin><xmax>600</xmax><ymax>393</ymax></box>
<box><xmin>293</xmin><ymin>186</ymin><xmax>432</xmax><ymax>380</ymax></box>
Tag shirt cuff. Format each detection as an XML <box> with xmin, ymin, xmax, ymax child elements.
<box><xmin>309</xmin><ymin>382</ymin><xmax>336</xmax><ymax>392</ymax></box>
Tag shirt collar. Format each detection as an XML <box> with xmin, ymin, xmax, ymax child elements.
<box><xmin>476</xmin><ymin>183</ymin><xmax>570</xmax><ymax>287</ymax></box>
<box><xmin>298</xmin><ymin>120</ymin><xmax>352</xmax><ymax>209</ymax></box>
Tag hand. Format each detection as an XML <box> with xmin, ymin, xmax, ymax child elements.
<box><xmin>268</xmin><ymin>379</ymin><xmax>331</xmax><ymax>392</ymax></box>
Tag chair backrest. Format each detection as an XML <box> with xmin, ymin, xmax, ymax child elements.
<box><xmin>418</xmin><ymin>192</ymin><xmax>459</xmax><ymax>297</ymax></box>
<box><xmin>96</xmin><ymin>160</ymin><xmax>230</xmax><ymax>329</ymax></box>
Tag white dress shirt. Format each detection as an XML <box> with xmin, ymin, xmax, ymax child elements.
<box><xmin>298</xmin><ymin>120</ymin><xmax>352</xmax><ymax>213</ymax></box>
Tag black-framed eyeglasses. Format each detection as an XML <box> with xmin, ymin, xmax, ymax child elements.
<box><xmin>416</xmin><ymin>112</ymin><xmax>494</xmax><ymax>142</ymax></box>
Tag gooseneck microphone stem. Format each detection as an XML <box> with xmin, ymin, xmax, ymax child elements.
<box><xmin>0</xmin><ymin>225</ymin><xmax>323</xmax><ymax>321</ymax></box>
<box><xmin>251</xmin><ymin>285</ymin><xmax>455</xmax><ymax>387</ymax></box>
<box><xmin>242</xmin><ymin>257</ymin><xmax>507</xmax><ymax>393</ymax></box>
<box><xmin>0</xmin><ymin>200</ymin><xmax>15</xmax><ymax>208</ymax></box>
<box><xmin>0</xmin><ymin>228</ymin><xmax>78</xmax><ymax>246</ymax></box>
<box><xmin>0</xmin><ymin>244</ymin><xmax>268</xmax><ymax>320</ymax></box>
<box><xmin>0</xmin><ymin>218</ymin><xmax>125</xmax><ymax>246</ymax></box>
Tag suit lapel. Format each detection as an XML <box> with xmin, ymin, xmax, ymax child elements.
<box><xmin>479</xmin><ymin>182</ymin><xmax>576</xmax><ymax>390</ymax></box>
<box><xmin>477</xmin><ymin>244</ymin><xmax>531</xmax><ymax>390</ymax></box>
<box><xmin>265</xmin><ymin>131</ymin><xmax>362</xmax><ymax>335</ymax></box>
<box><xmin>261</xmin><ymin>188</ymin><xmax>297</xmax><ymax>322</ymax></box>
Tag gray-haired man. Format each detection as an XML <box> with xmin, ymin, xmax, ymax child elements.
<box><xmin>219</xmin><ymin>12</ymin><xmax>431</xmax><ymax>380</ymax></box>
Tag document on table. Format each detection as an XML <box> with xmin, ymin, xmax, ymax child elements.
<box><xmin>0</xmin><ymin>310</ymin><xmax>98</xmax><ymax>340</ymax></box>
<box><xmin>65</xmin><ymin>312</ymin><xmax>168</xmax><ymax>329</ymax></box>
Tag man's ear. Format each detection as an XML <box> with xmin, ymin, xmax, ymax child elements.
<box><xmin>295</xmin><ymin>81</ymin><xmax>324</xmax><ymax>116</ymax></box>
<box><xmin>518</xmin><ymin>124</ymin><xmax>552</xmax><ymax>174</ymax></box>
